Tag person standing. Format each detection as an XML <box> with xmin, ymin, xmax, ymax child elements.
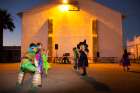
<box><xmin>79</xmin><ymin>43</ymin><xmax>89</xmax><ymax>76</ymax></box>
<box><xmin>36</xmin><ymin>43</ymin><xmax>43</xmax><ymax>74</ymax></box>
<box><xmin>33</xmin><ymin>42</ymin><xmax>44</xmax><ymax>87</ymax></box>
<box><xmin>73</xmin><ymin>47</ymin><xmax>79</xmax><ymax>71</ymax></box>
<box><xmin>120</xmin><ymin>49</ymin><xmax>131</xmax><ymax>71</ymax></box>
<box><xmin>42</xmin><ymin>48</ymin><xmax>51</xmax><ymax>76</ymax></box>
<box><xmin>16</xmin><ymin>43</ymin><xmax>38</xmax><ymax>87</ymax></box>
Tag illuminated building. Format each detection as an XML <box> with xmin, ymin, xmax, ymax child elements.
<box><xmin>127</xmin><ymin>35</ymin><xmax>140</xmax><ymax>59</ymax></box>
<box><xmin>18</xmin><ymin>0</ymin><xmax>123</xmax><ymax>61</ymax></box>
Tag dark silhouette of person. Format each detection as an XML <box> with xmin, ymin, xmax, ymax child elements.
<box><xmin>78</xmin><ymin>42</ymin><xmax>89</xmax><ymax>76</ymax></box>
<box><xmin>120</xmin><ymin>49</ymin><xmax>131</xmax><ymax>71</ymax></box>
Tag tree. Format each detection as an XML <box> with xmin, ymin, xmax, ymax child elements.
<box><xmin>0</xmin><ymin>8</ymin><xmax>15</xmax><ymax>49</ymax></box>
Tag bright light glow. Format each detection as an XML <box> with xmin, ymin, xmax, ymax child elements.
<box><xmin>63</xmin><ymin>0</ymin><xmax>68</xmax><ymax>4</ymax></box>
<box><xmin>59</xmin><ymin>5</ymin><xmax>69</xmax><ymax>12</ymax></box>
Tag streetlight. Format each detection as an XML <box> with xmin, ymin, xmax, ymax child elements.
<box><xmin>59</xmin><ymin>0</ymin><xmax>80</xmax><ymax>11</ymax></box>
<box><xmin>59</xmin><ymin>0</ymin><xmax>70</xmax><ymax>12</ymax></box>
<box><xmin>59</xmin><ymin>5</ymin><xmax>69</xmax><ymax>12</ymax></box>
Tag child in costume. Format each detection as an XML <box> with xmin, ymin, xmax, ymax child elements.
<box><xmin>16</xmin><ymin>43</ymin><xmax>38</xmax><ymax>86</ymax></box>
<box><xmin>42</xmin><ymin>49</ymin><xmax>51</xmax><ymax>76</ymax></box>
<box><xmin>73</xmin><ymin>47</ymin><xmax>79</xmax><ymax>71</ymax></box>
<box><xmin>33</xmin><ymin>43</ymin><xmax>50</xmax><ymax>87</ymax></box>
<box><xmin>33</xmin><ymin>51</ymin><xmax>42</xmax><ymax>87</ymax></box>
<box><xmin>36</xmin><ymin>43</ymin><xmax>43</xmax><ymax>74</ymax></box>
<box><xmin>32</xmin><ymin>43</ymin><xmax>43</xmax><ymax>87</ymax></box>
<box><xmin>28</xmin><ymin>43</ymin><xmax>45</xmax><ymax>87</ymax></box>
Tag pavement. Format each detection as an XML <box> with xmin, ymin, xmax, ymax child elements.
<box><xmin>0</xmin><ymin>63</ymin><xmax>140</xmax><ymax>93</ymax></box>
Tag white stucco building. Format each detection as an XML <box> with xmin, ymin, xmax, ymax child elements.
<box><xmin>19</xmin><ymin>0</ymin><xmax>123</xmax><ymax>61</ymax></box>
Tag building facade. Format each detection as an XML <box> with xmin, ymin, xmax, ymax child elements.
<box><xmin>19</xmin><ymin>0</ymin><xmax>123</xmax><ymax>61</ymax></box>
<box><xmin>0</xmin><ymin>46</ymin><xmax>21</xmax><ymax>62</ymax></box>
<box><xmin>127</xmin><ymin>35</ymin><xmax>140</xmax><ymax>59</ymax></box>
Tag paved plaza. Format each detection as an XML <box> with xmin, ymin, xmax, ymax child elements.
<box><xmin>0</xmin><ymin>63</ymin><xmax>140</xmax><ymax>93</ymax></box>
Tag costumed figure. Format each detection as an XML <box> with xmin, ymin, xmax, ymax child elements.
<box><xmin>78</xmin><ymin>40</ymin><xmax>89</xmax><ymax>76</ymax></box>
<box><xmin>73</xmin><ymin>47</ymin><xmax>79</xmax><ymax>71</ymax></box>
<box><xmin>36</xmin><ymin>43</ymin><xmax>43</xmax><ymax>74</ymax></box>
<box><xmin>32</xmin><ymin>43</ymin><xmax>43</xmax><ymax>87</ymax></box>
<box><xmin>42</xmin><ymin>49</ymin><xmax>51</xmax><ymax>76</ymax></box>
<box><xmin>16</xmin><ymin>43</ymin><xmax>38</xmax><ymax>87</ymax></box>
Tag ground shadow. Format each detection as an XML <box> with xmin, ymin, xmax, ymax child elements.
<box><xmin>81</xmin><ymin>76</ymin><xmax>111</xmax><ymax>92</ymax></box>
<box><xmin>128</xmin><ymin>70</ymin><xmax>140</xmax><ymax>73</ymax></box>
<box><xmin>0</xmin><ymin>89</ymin><xmax>17</xmax><ymax>93</ymax></box>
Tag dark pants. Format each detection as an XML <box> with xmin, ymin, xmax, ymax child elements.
<box><xmin>82</xmin><ymin>67</ymin><xmax>87</xmax><ymax>75</ymax></box>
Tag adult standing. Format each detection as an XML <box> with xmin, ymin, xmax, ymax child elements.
<box><xmin>120</xmin><ymin>49</ymin><xmax>131</xmax><ymax>71</ymax></box>
<box><xmin>79</xmin><ymin>42</ymin><xmax>89</xmax><ymax>76</ymax></box>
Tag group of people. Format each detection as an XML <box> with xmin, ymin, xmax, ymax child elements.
<box><xmin>16</xmin><ymin>40</ymin><xmax>131</xmax><ymax>90</ymax></box>
<box><xmin>73</xmin><ymin>40</ymin><xmax>89</xmax><ymax>76</ymax></box>
<box><xmin>73</xmin><ymin>41</ymin><xmax>131</xmax><ymax>73</ymax></box>
<box><xmin>16</xmin><ymin>43</ymin><xmax>50</xmax><ymax>88</ymax></box>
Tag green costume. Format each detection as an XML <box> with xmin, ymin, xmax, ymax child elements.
<box><xmin>42</xmin><ymin>53</ymin><xmax>50</xmax><ymax>74</ymax></box>
<box><xmin>17</xmin><ymin>47</ymin><xmax>37</xmax><ymax>86</ymax></box>
<box><xmin>20</xmin><ymin>51</ymin><xmax>36</xmax><ymax>72</ymax></box>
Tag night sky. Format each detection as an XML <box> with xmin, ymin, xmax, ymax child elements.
<box><xmin>0</xmin><ymin>0</ymin><xmax>140</xmax><ymax>46</ymax></box>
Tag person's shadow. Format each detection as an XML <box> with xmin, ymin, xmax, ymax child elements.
<box><xmin>81</xmin><ymin>75</ymin><xmax>111</xmax><ymax>92</ymax></box>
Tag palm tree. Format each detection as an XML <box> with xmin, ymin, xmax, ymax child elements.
<box><xmin>0</xmin><ymin>9</ymin><xmax>15</xmax><ymax>49</ymax></box>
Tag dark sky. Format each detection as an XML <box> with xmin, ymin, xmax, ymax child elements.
<box><xmin>0</xmin><ymin>0</ymin><xmax>140</xmax><ymax>46</ymax></box>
